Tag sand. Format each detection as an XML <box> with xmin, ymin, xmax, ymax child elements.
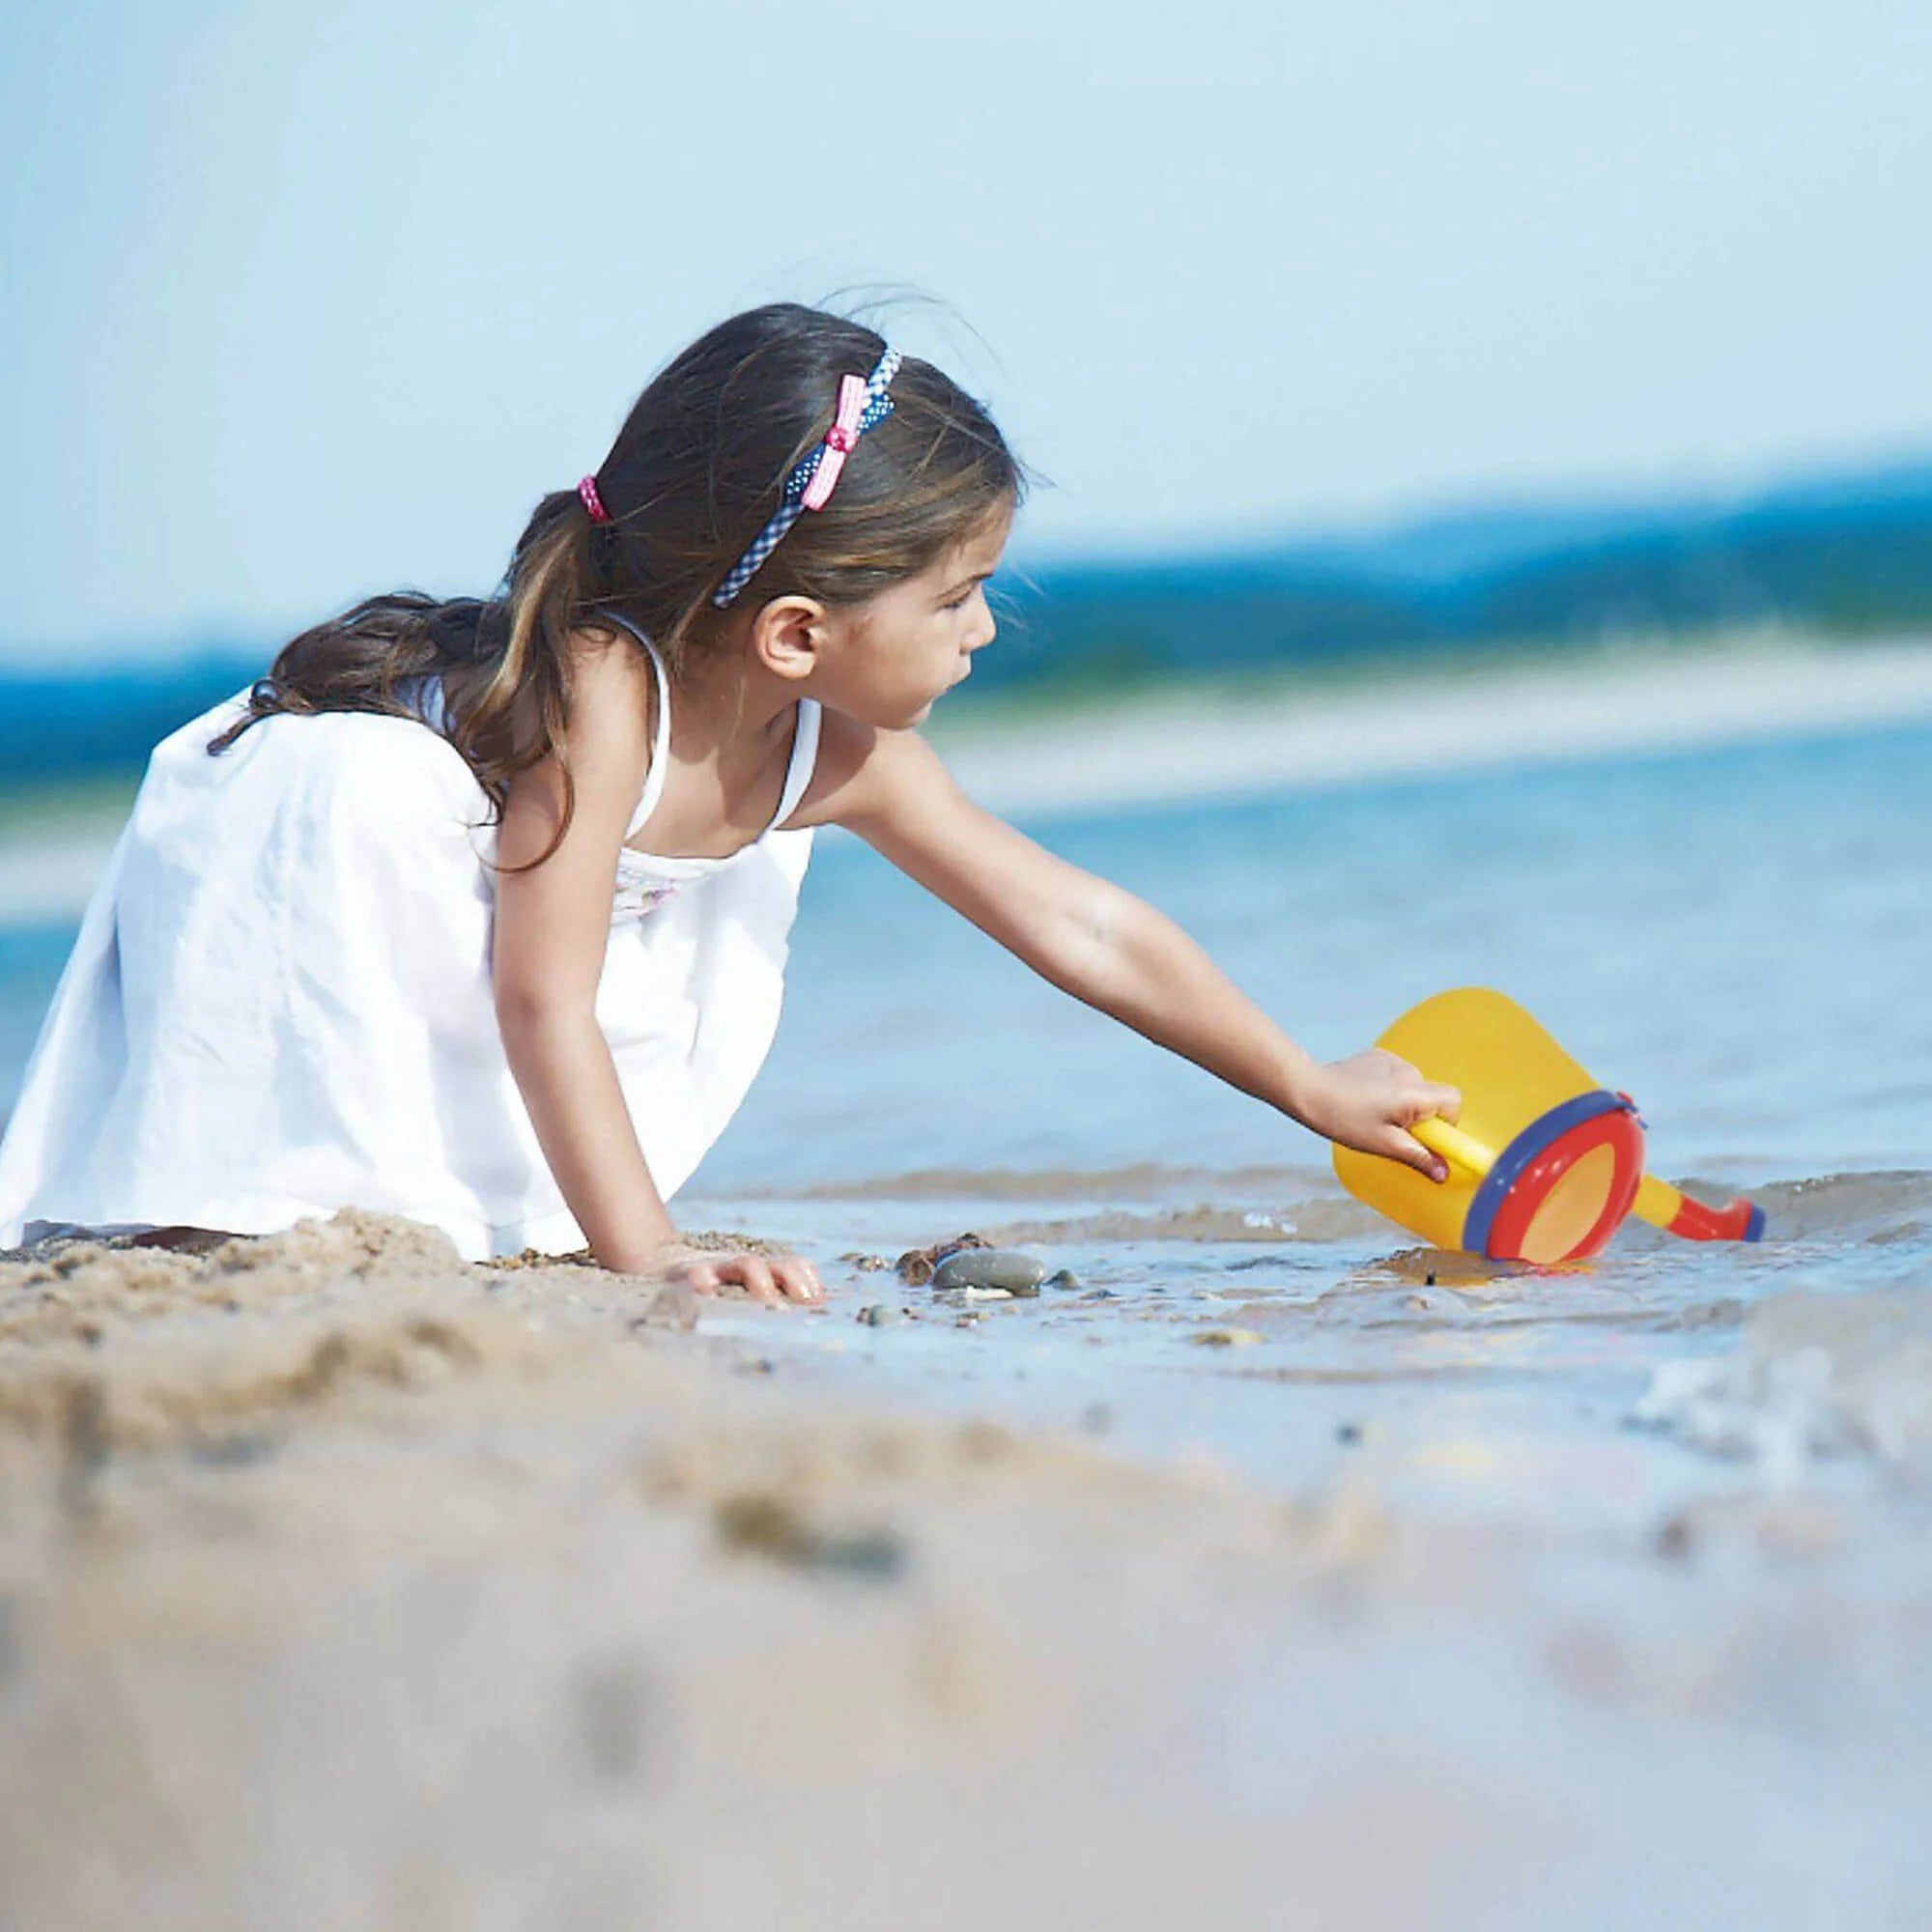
<box><xmin>4</xmin><ymin>1210</ymin><xmax>1930</xmax><ymax>1931</ymax></box>
<box><xmin>931</xmin><ymin>634</ymin><xmax>1932</xmax><ymax>817</ymax></box>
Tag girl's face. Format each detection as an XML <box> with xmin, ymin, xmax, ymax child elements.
<box><xmin>813</xmin><ymin>506</ymin><xmax>1012</xmax><ymax>729</ymax></box>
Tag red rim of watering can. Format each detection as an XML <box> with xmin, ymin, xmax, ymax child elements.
<box><xmin>1463</xmin><ymin>1090</ymin><xmax>1645</xmax><ymax>1263</ymax></box>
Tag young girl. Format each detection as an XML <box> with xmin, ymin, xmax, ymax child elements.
<box><xmin>0</xmin><ymin>303</ymin><xmax>1457</xmax><ymax>1303</ymax></box>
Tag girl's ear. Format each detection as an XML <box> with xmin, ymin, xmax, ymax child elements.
<box><xmin>749</xmin><ymin>595</ymin><xmax>827</xmax><ymax>684</ymax></box>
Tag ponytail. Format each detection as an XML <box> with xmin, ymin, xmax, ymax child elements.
<box><xmin>209</xmin><ymin>490</ymin><xmax>601</xmax><ymax>870</ymax></box>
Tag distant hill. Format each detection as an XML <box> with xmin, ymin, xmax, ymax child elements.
<box><xmin>977</xmin><ymin>455</ymin><xmax>1932</xmax><ymax>695</ymax></box>
<box><xmin>3</xmin><ymin>455</ymin><xmax>1930</xmax><ymax>783</ymax></box>
<box><xmin>0</xmin><ymin>656</ymin><xmax>263</xmax><ymax>790</ymax></box>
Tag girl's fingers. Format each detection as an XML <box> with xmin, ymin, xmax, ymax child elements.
<box><xmin>1380</xmin><ymin>1056</ymin><xmax>1459</xmax><ymax>1124</ymax></box>
<box><xmin>658</xmin><ymin>1249</ymin><xmax>820</xmax><ymax>1308</ymax></box>
<box><xmin>1406</xmin><ymin>1081</ymin><xmax>1462</xmax><ymax>1125</ymax></box>
<box><xmin>733</xmin><ymin>1257</ymin><xmax>781</xmax><ymax>1306</ymax></box>
<box><xmin>772</xmin><ymin>1258</ymin><xmax>821</xmax><ymax>1304</ymax></box>
<box><xmin>1384</xmin><ymin>1126</ymin><xmax>1450</xmax><ymax>1183</ymax></box>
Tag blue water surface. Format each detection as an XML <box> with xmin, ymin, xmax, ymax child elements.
<box><xmin>2</xmin><ymin>721</ymin><xmax>1924</xmax><ymax>1182</ymax></box>
<box><xmin>702</xmin><ymin>720</ymin><xmax>1932</xmax><ymax>1192</ymax></box>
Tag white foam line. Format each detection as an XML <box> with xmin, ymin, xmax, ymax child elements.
<box><xmin>3</xmin><ymin>641</ymin><xmax>1928</xmax><ymax>921</ymax></box>
<box><xmin>938</xmin><ymin>640</ymin><xmax>1932</xmax><ymax>818</ymax></box>
<box><xmin>0</xmin><ymin>827</ymin><xmax>123</xmax><ymax>924</ymax></box>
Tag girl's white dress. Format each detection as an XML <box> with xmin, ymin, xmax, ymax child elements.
<box><xmin>0</xmin><ymin>616</ymin><xmax>821</xmax><ymax>1258</ymax></box>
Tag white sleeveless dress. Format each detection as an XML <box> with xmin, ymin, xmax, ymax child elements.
<box><xmin>0</xmin><ymin>616</ymin><xmax>821</xmax><ymax>1259</ymax></box>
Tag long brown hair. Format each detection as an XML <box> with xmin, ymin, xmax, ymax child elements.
<box><xmin>210</xmin><ymin>303</ymin><xmax>1026</xmax><ymax>864</ymax></box>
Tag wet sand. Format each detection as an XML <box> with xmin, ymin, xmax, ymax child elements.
<box><xmin>4</xmin><ymin>1208</ymin><xmax>1930</xmax><ymax>1931</ymax></box>
<box><xmin>933</xmin><ymin>634</ymin><xmax>1932</xmax><ymax>816</ymax></box>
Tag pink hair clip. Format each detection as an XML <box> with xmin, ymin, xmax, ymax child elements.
<box><xmin>579</xmin><ymin>474</ymin><xmax>611</xmax><ymax>525</ymax></box>
<box><xmin>800</xmin><ymin>374</ymin><xmax>869</xmax><ymax>512</ymax></box>
<box><xmin>710</xmin><ymin>342</ymin><xmax>900</xmax><ymax>607</ymax></box>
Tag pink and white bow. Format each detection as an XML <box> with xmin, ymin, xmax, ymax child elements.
<box><xmin>710</xmin><ymin>341</ymin><xmax>901</xmax><ymax>607</ymax></box>
<box><xmin>800</xmin><ymin>373</ymin><xmax>871</xmax><ymax>512</ymax></box>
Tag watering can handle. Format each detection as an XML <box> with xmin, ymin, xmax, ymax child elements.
<box><xmin>1411</xmin><ymin>1117</ymin><xmax>1495</xmax><ymax>1178</ymax></box>
<box><xmin>1410</xmin><ymin>1118</ymin><xmax>1765</xmax><ymax>1243</ymax></box>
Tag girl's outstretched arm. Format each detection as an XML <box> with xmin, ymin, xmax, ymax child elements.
<box><xmin>819</xmin><ymin>723</ymin><xmax>1459</xmax><ymax>1179</ymax></box>
<box><xmin>493</xmin><ymin>635</ymin><xmax>820</xmax><ymax>1302</ymax></box>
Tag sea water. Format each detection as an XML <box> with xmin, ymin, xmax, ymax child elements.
<box><xmin>669</xmin><ymin>719</ymin><xmax>1932</xmax><ymax>1524</ymax></box>
<box><xmin>1</xmin><ymin>719</ymin><xmax>1927</xmax><ymax>1512</ymax></box>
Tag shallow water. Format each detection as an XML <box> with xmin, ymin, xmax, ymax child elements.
<box><xmin>709</xmin><ymin>720</ymin><xmax>1932</xmax><ymax>1185</ymax></box>
<box><xmin>2</xmin><ymin>720</ymin><xmax>1928</xmax><ymax>1507</ymax></box>
<box><xmin>648</xmin><ymin>724</ymin><xmax>1925</xmax><ymax>1498</ymax></box>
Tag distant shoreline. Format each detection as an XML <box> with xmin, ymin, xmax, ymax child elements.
<box><xmin>1</xmin><ymin>634</ymin><xmax>1927</xmax><ymax>921</ymax></box>
<box><xmin>929</xmin><ymin>632</ymin><xmax>1932</xmax><ymax>819</ymax></box>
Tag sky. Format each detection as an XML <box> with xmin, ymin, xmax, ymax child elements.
<box><xmin>3</xmin><ymin>0</ymin><xmax>1930</xmax><ymax>658</ymax></box>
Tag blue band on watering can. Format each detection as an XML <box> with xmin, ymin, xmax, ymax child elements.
<box><xmin>1462</xmin><ymin>1089</ymin><xmax>1639</xmax><ymax>1258</ymax></box>
<box><xmin>1743</xmin><ymin>1201</ymin><xmax>1767</xmax><ymax>1242</ymax></box>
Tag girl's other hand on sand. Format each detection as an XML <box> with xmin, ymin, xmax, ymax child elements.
<box><xmin>1302</xmin><ymin>1050</ymin><xmax>1462</xmax><ymax>1182</ymax></box>
<box><xmin>649</xmin><ymin>1242</ymin><xmax>823</xmax><ymax>1308</ymax></box>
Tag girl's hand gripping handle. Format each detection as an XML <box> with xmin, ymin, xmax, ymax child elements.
<box><xmin>1300</xmin><ymin>1051</ymin><xmax>1464</xmax><ymax>1182</ymax></box>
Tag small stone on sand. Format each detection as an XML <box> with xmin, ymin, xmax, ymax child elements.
<box><xmin>1193</xmin><ymin>1327</ymin><xmax>1264</xmax><ymax>1349</ymax></box>
<box><xmin>931</xmin><ymin>1249</ymin><xmax>1046</xmax><ymax>1296</ymax></box>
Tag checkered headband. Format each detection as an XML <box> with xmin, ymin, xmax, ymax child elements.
<box><xmin>711</xmin><ymin>344</ymin><xmax>903</xmax><ymax>608</ymax></box>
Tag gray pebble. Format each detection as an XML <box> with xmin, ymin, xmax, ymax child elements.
<box><xmin>856</xmin><ymin>1303</ymin><xmax>905</xmax><ymax>1327</ymax></box>
<box><xmin>930</xmin><ymin>1248</ymin><xmax>1046</xmax><ymax>1296</ymax></box>
<box><xmin>1044</xmin><ymin>1268</ymin><xmax>1082</xmax><ymax>1292</ymax></box>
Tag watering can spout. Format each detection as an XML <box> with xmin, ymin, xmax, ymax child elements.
<box><xmin>1632</xmin><ymin>1174</ymin><xmax>1766</xmax><ymax>1243</ymax></box>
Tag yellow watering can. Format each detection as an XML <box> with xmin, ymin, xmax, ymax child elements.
<box><xmin>1333</xmin><ymin>987</ymin><xmax>1765</xmax><ymax>1264</ymax></box>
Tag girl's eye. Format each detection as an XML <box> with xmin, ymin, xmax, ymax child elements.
<box><xmin>943</xmin><ymin>589</ymin><xmax>975</xmax><ymax>611</ymax></box>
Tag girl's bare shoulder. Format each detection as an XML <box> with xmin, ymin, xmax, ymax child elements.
<box><xmin>784</xmin><ymin>707</ymin><xmax>955</xmax><ymax>834</ymax></box>
<box><xmin>499</xmin><ymin>625</ymin><xmax>655</xmax><ymax>841</ymax></box>
<box><xmin>548</xmin><ymin>624</ymin><xmax>658</xmax><ymax>785</ymax></box>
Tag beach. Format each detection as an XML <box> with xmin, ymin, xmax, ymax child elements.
<box><xmin>2</xmin><ymin>642</ymin><xmax>1930</xmax><ymax>1926</ymax></box>
<box><xmin>10</xmin><ymin>0</ymin><xmax>1932</xmax><ymax>1910</ymax></box>
<box><xmin>7</xmin><ymin>1208</ymin><xmax>1932</xmax><ymax>1932</ymax></box>
<box><xmin>932</xmin><ymin>632</ymin><xmax>1932</xmax><ymax>814</ymax></box>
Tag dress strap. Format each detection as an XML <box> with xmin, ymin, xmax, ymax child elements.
<box><xmin>600</xmin><ymin>615</ymin><xmax>671</xmax><ymax>841</ymax></box>
<box><xmin>767</xmin><ymin>699</ymin><xmax>822</xmax><ymax>835</ymax></box>
<box><xmin>601</xmin><ymin>610</ymin><xmax>818</xmax><ymax>843</ymax></box>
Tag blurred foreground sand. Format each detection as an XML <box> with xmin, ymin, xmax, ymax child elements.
<box><xmin>2</xmin><ymin>1211</ymin><xmax>1928</xmax><ymax>1931</ymax></box>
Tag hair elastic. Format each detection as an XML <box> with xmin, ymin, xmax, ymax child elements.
<box><xmin>712</xmin><ymin>343</ymin><xmax>902</xmax><ymax>607</ymax></box>
<box><xmin>578</xmin><ymin>474</ymin><xmax>611</xmax><ymax>525</ymax></box>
